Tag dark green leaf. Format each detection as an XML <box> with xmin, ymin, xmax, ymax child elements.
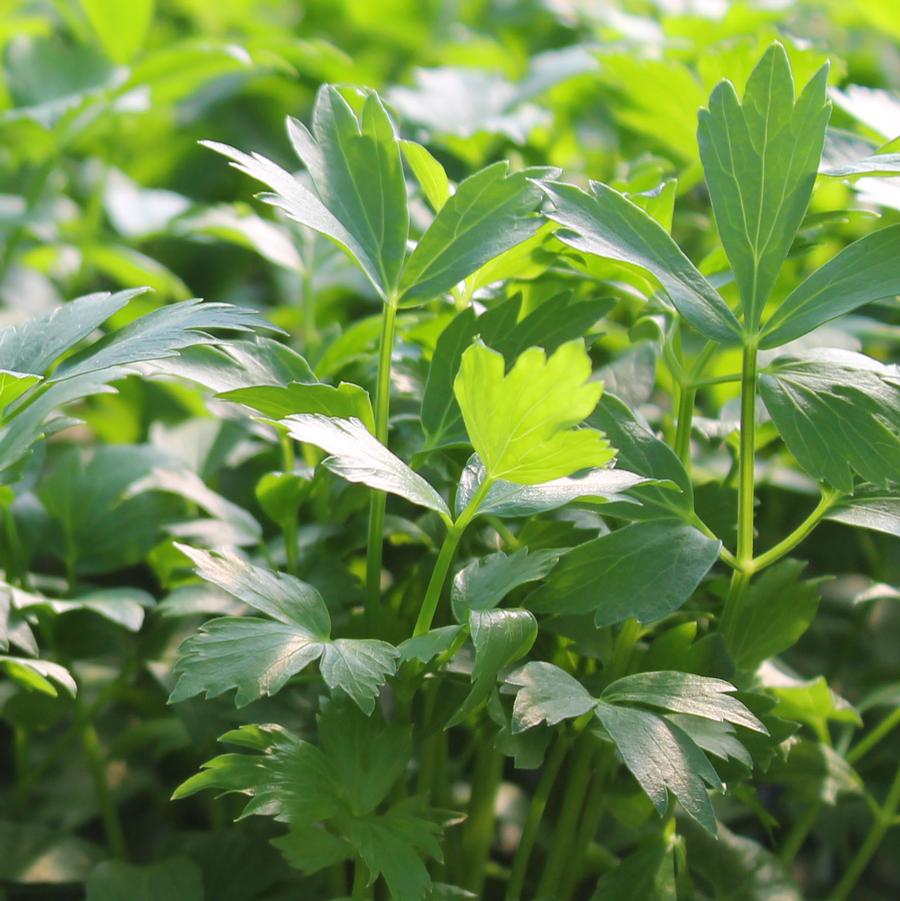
<box><xmin>724</xmin><ymin>559</ymin><xmax>822</xmax><ymax>671</ymax></box>
<box><xmin>506</xmin><ymin>661</ymin><xmax>596</xmax><ymax>732</ymax></box>
<box><xmin>86</xmin><ymin>858</ymin><xmax>202</xmax><ymax>901</ymax></box>
<box><xmin>527</xmin><ymin>521</ymin><xmax>721</xmax><ymax>626</ymax></box>
<box><xmin>539</xmin><ymin>180</ymin><xmax>741</xmax><ymax>344</ymax></box>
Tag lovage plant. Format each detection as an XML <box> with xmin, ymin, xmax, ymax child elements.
<box><xmin>2</xmin><ymin>15</ymin><xmax>898</xmax><ymax>900</ymax></box>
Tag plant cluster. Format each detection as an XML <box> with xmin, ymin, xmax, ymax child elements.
<box><xmin>0</xmin><ymin>2</ymin><xmax>898</xmax><ymax>900</ymax></box>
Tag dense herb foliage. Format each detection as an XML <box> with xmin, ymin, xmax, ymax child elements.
<box><xmin>1</xmin><ymin>2</ymin><xmax>898</xmax><ymax>900</ymax></box>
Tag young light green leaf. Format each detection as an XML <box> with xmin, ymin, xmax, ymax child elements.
<box><xmin>527</xmin><ymin>521</ymin><xmax>721</xmax><ymax>626</ymax></box>
<box><xmin>760</xmin><ymin>225</ymin><xmax>900</xmax><ymax>347</ymax></box>
<box><xmin>506</xmin><ymin>661</ymin><xmax>596</xmax><ymax>732</ymax></box>
<box><xmin>448</xmin><ymin>608</ymin><xmax>537</xmax><ymax>726</ymax></box>
<box><xmin>0</xmin><ymin>371</ymin><xmax>41</xmax><ymax>410</ymax></box>
<box><xmin>593</xmin><ymin>701</ymin><xmax>721</xmax><ymax>832</ymax></box>
<box><xmin>399</xmin><ymin>140</ymin><xmax>450</xmax><ymax>211</ymax></box>
<box><xmin>450</xmin><ymin>549</ymin><xmax>560</xmax><ymax>621</ymax></box>
<box><xmin>759</xmin><ymin>350</ymin><xmax>900</xmax><ymax>492</ymax></box>
<box><xmin>602</xmin><ymin>672</ymin><xmax>767</xmax><ymax>733</ymax></box>
<box><xmin>454</xmin><ymin>340</ymin><xmax>612</xmax><ymax>485</ymax></box>
<box><xmin>281</xmin><ymin>415</ymin><xmax>450</xmax><ymax>518</ymax></box>
<box><xmin>399</xmin><ymin>163</ymin><xmax>549</xmax><ymax>303</ymax></box>
<box><xmin>539</xmin><ymin>180</ymin><xmax>742</xmax><ymax>344</ymax></box>
<box><xmin>698</xmin><ymin>44</ymin><xmax>831</xmax><ymax>332</ymax></box>
<box><xmin>724</xmin><ymin>560</ymin><xmax>822</xmax><ymax>671</ymax></box>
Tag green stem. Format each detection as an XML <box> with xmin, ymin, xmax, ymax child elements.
<box><xmin>722</xmin><ymin>342</ymin><xmax>758</xmax><ymax>641</ymax></box>
<box><xmin>365</xmin><ymin>295</ymin><xmax>399</xmax><ymax>634</ymax></box>
<box><xmin>412</xmin><ymin>477</ymin><xmax>492</xmax><ymax>637</ymax></box>
<box><xmin>832</xmin><ymin>762</ymin><xmax>900</xmax><ymax>900</ymax></box>
<box><xmin>505</xmin><ymin>734</ymin><xmax>571</xmax><ymax>901</ymax></box>
<box><xmin>536</xmin><ymin>735</ymin><xmax>596</xmax><ymax>899</ymax></box>
<box><xmin>848</xmin><ymin>706</ymin><xmax>900</xmax><ymax>765</ymax></box>
<box><xmin>779</xmin><ymin>802</ymin><xmax>821</xmax><ymax>864</ymax></box>
<box><xmin>280</xmin><ymin>433</ymin><xmax>299</xmax><ymax>576</ymax></box>
<box><xmin>558</xmin><ymin>750</ymin><xmax>615</xmax><ymax>900</ymax></box>
<box><xmin>301</xmin><ymin>234</ymin><xmax>318</xmax><ymax>351</ymax></box>
<box><xmin>80</xmin><ymin>715</ymin><xmax>127</xmax><ymax>858</ymax></box>
<box><xmin>605</xmin><ymin>617</ymin><xmax>642</xmax><ymax>685</ymax></box>
<box><xmin>749</xmin><ymin>488</ymin><xmax>840</xmax><ymax>573</ymax></box>
<box><xmin>674</xmin><ymin>386</ymin><xmax>696</xmax><ymax>469</ymax></box>
<box><xmin>460</xmin><ymin>733</ymin><xmax>504</xmax><ymax>895</ymax></box>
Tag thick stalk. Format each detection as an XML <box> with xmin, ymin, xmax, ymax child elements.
<box><xmin>535</xmin><ymin>735</ymin><xmax>596</xmax><ymax>898</ymax></box>
<box><xmin>505</xmin><ymin>734</ymin><xmax>570</xmax><ymax>901</ymax></box>
<box><xmin>460</xmin><ymin>735</ymin><xmax>504</xmax><ymax>895</ymax></box>
<box><xmin>832</xmin><ymin>763</ymin><xmax>900</xmax><ymax>900</ymax></box>
<box><xmin>413</xmin><ymin>478</ymin><xmax>492</xmax><ymax>637</ymax></box>
<box><xmin>722</xmin><ymin>343</ymin><xmax>758</xmax><ymax>641</ymax></box>
<box><xmin>364</xmin><ymin>295</ymin><xmax>399</xmax><ymax>634</ymax></box>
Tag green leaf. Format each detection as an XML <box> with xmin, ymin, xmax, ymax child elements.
<box><xmin>272</xmin><ymin>825</ymin><xmax>352</xmax><ymax>874</ymax></box>
<box><xmin>527</xmin><ymin>521</ymin><xmax>721</xmax><ymax>626</ymax></box>
<box><xmin>288</xmin><ymin>86</ymin><xmax>409</xmax><ymax>296</ymax></box>
<box><xmin>666</xmin><ymin>715</ymin><xmax>753</xmax><ymax>769</ymax></box>
<box><xmin>170</xmin><ymin>547</ymin><xmax>398</xmax><ymax>711</ymax></box>
<box><xmin>698</xmin><ymin>43</ymin><xmax>830</xmax><ymax>332</ymax></box>
<box><xmin>590</xmin><ymin>837</ymin><xmax>676</xmax><ymax>901</ymax></box>
<box><xmin>767</xmin><ymin>675</ymin><xmax>862</xmax><ymax>737</ymax></box>
<box><xmin>256</xmin><ymin>471</ymin><xmax>310</xmax><ymax>527</ymax></box>
<box><xmin>172</xmin><ymin>724</ymin><xmax>339</xmax><ymax>825</ymax></box>
<box><xmin>80</xmin><ymin>0</ymin><xmax>155</xmax><ymax>64</ymax></box>
<box><xmin>594</xmin><ymin>701</ymin><xmax>721</xmax><ymax>832</ymax></box>
<box><xmin>10</xmin><ymin>584</ymin><xmax>152</xmax><ymax>632</ymax></box>
<box><xmin>602</xmin><ymin>672</ymin><xmax>767</xmax><ymax>733</ymax></box>
<box><xmin>281</xmin><ymin>415</ymin><xmax>450</xmax><ymax>518</ymax></box>
<box><xmin>86</xmin><ymin>858</ymin><xmax>202</xmax><ymax>901</ymax></box>
<box><xmin>317</xmin><ymin>696</ymin><xmax>411</xmax><ymax>814</ymax></box>
<box><xmin>448</xmin><ymin>609</ymin><xmax>537</xmax><ymax>726</ymax></box>
<box><xmin>826</xmin><ymin>489</ymin><xmax>900</xmax><ymax>537</ymax></box>
<box><xmin>454</xmin><ymin>339</ymin><xmax>612</xmax><ymax>484</ymax></box>
<box><xmin>454</xmin><ymin>456</ymin><xmax>649</xmax><ymax>518</ymax></box>
<box><xmin>221</xmin><ymin>381</ymin><xmax>375</xmax><ymax>432</ymax></box>
<box><xmin>759</xmin><ymin>350</ymin><xmax>900</xmax><ymax>492</ymax></box>
<box><xmin>398</xmin><ymin>625</ymin><xmax>462</xmax><ymax>664</ymax></box>
<box><xmin>506</xmin><ymin>661</ymin><xmax>596</xmax><ymax>732</ymax></box>
<box><xmin>346</xmin><ymin>800</ymin><xmax>443</xmax><ymax>901</ymax></box>
<box><xmin>760</xmin><ymin>225</ymin><xmax>900</xmax><ymax>347</ymax></box>
<box><xmin>0</xmin><ymin>371</ymin><xmax>41</xmax><ymax>409</ymax></box>
<box><xmin>54</xmin><ymin>298</ymin><xmax>279</xmax><ymax>381</ymax></box>
<box><xmin>450</xmin><ymin>549</ymin><xmax>560</xmax><ymax>621</ymax></box>
<box><xmin>400</xmin><ymin>140</ymin><xmax>450</xmax><ymax>211</ymax></box>
<box><xmin>588</xmin><ymin>394</ymin><xmax>693</xmax><ymax>520</ymax></box>
<box><xmin>767</xmin><ymin>739</ymin><xmax>862</xmax><ymax>804</ymax></box>
<box><xmin>0</xmin><ymin>289</ymin><xmax>142</xmax><ymax>377</ymax></box>
<box><xmin>724</xmin><ymin>560</ymin><xmax>822</xmax><ymax>671</ymax></box>
<box><xmin>680</xmin><ymin>820</ymin><xmax>802</xmax><ymax>901</ymax></box>
<box><xmin>539</xmin><ymin>180</ymin><xmax>742</xmax><ymax>344</ymax></box>
<box><xmin>0</xmin><ymin>656</ymin><xmax>76</xmax><ymax>697</ymax></box>
<box><xmin>399</xmin><ymin>163</ymin><xmax>549</xmax><ymax>303</ymax></box>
